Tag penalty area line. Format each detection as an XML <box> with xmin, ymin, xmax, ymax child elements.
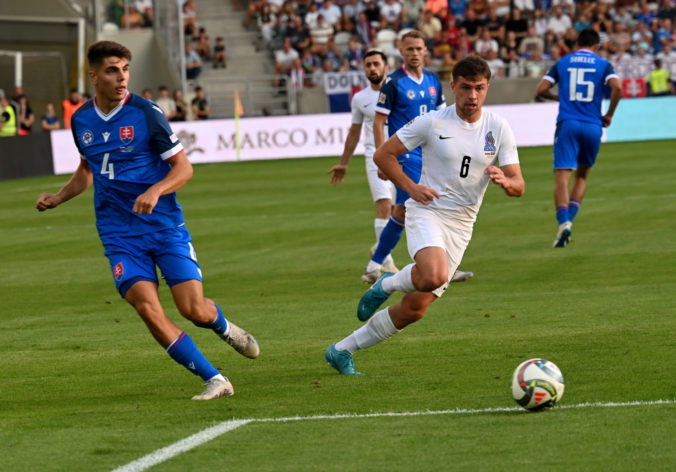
<box><xmin>111</xmin><ymin>399</ymin><xmax>674</xmax><ymax>472</ymax></box>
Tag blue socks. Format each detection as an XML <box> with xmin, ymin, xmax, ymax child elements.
<box><xmin>372</xmin><ymin>216</ymin><xmax>405</xmax><ymax>264</ymax></box>
<box><xmin>569</xmin><ymin>200</ymin><xmax>580</xmax><ymax>222</ymax></box>
<box><xmin>167</xmin><ymin>331</ymin><xmax>220</xmax><ymax>381</ymax></box>
<box><xmin>193</xmin><ymin>303</ymin><xmax>228</xmax><ymax>335</ymax></box>
<box><xmin>556</xmin><ymin>205</ymin><xmax>569</xmax><ymax>225</ymax></box>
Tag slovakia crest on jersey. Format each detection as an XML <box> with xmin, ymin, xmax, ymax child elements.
<box><xmin>120</xmin><ymin>126</ymin><xmax>134</xmax><ymax>144</ymax></box>
<box><xmin>484</xmin><ymin>131</ymin><xmax>496</xmax><ymax>155</ymax></box>
<box><xmin>429</xmin><ymin>87</ymin><xmax>436</xmax><ymax>96</ymax></box>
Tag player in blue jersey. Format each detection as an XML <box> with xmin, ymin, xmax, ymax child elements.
<box><xmin>36</xmin><ymin>41</ymin><xmax>259</xmax><ymax>400</ymax></box>
<box><xmin>536</xmin><ymin>28</ymin><xmax>622</xmax><ymax>248</ymax></box>
<box><xmin>365</xmin><ymin>30</ymin><xmax>473</xmax><ymax>284</ymax></box>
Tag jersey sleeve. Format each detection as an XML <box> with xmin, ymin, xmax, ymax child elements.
<box><xmin>603</xmin><ymin>61</ymin><xmax>619</xmax><ymax>84</ymax></box>
<box><xmin>145</xmin><ymin>103</ymin><xmax>184</xmax><ymax>160</ymax></box>
<box><xmin>375</xmin><ymin>77</ymin><xmax>396</xmax><ymax>116</ymax></box>
<box><xmin>351</xmin><ymin>94</ymin><xmax>364</xmax><ymax>125</ymax></box>
<box><xmin>543</xmin><ymin>62</ymin><xmax>559</xmax><ymax>84</ymax></box>
<box><xmin>496</xmin><ymin>118</ymin><xmax>519</xmax><ymax>167</ymax></box>
<box><xmin>396</xmin><ymin>113</ymin><xmax>432</xmax><ymax>151</ymax></box>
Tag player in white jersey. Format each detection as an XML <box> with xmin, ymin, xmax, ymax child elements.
<box><xmin>325</xmin><ymin>56</ymin><xmax>525</xmax><ymax>375</ymax></box>
<box><xmin>328</xmin><ymin>50</ymin><xmax>398</xmax><ymax>273</ymax></box>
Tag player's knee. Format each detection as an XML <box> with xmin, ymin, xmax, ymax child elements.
<box><xmin>415</xmin><ymin>270</ymin><xmax>448</xmax><ymax>292</ymax></box>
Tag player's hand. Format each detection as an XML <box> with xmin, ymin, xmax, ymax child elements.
<box><xmin>133</xmin><ymin>188</ymin><xmax>160</xmax><ymax>215</ymax></box>
<box><xmin>408</xmin><ymin>184</ymin><xmax>439</xmax><ymax>205</ymax></box>
<box><xmin>602</xmin><ymin>114</ymin><xmax>612</xmax><ymax>127</ymax></box>
<box><xmin>36</xmin><ymin>192</ymin><xmax>61</xmax><ymax>211</ymax></box>
<box><xmin>485</xmin><ymin>166</ymin><xmax>507</xmax><ymax>187</ymax></box>
<box><xmin>327</xmin><ymin>165</ymin><xmax>347</xmax><ymax>186</ymax></box>
<box><xmin>377</xmin><ymin>169</ymin><xmax>389</xmax><ymax>181</ymax></box>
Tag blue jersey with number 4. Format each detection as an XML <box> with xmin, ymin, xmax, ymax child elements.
<box><xmin>375</xmin><ymin>66</ymin><xmax>445</xmax><ymax>148</ymax></box>
<box><xmin>544</xmin><ymin>49</ymin><xmax>618</xmax><ymax>126</ymax></box>
<box><xmin>71</xmin><ymin>92</ymin><xmax>185</xmax><ymax>238</ymax></box>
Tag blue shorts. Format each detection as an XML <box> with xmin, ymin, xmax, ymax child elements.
<box><xmin>101</xmin><ymin>225</ymin><xmax>203</xmax><ymax>297</ymax></box>
<box><xmin>553</xmin><ymin>120</ymin><xmax>602</xmax><ymax>170</ymax></box>
<box><xmin>395</xmin><ymin>150</ymin><xmax>422</xmax><ymax>206</ymax></box>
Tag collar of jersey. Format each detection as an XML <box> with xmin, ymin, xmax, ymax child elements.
<box><xmin>401</xmin><ymin>65</ymin><xmax>424</xmax><ymax>85</ymax></box>
<box><xmin>94</xmin><ymin>91</ymin><xmax>130</xmax><ymax>121</ymax></box>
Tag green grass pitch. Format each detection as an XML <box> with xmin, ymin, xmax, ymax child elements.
<box><xmin>1</xmin><ymin>140</ymin><xmax>674</xmax><ymax>471</ymax></box>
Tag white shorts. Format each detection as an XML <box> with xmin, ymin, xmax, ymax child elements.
<box><xmin>365</xmin><ymin>154</ymin><xmax>396</xmax><ymax>203</ymax></box>
<box><xmin>405</xmin><ymin>201</ymin><xmax>474</xmax><ymax>297</ymax></box>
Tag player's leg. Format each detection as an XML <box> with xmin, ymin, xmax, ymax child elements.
<box><xmin>363</xmin><ymin>201</ymin><xmax>406</xmax><ymax>283</ymax></box>
<box><xmin>170</xmin><ymin>281</ymin><xmax>260</xmax><ymax>359</ymax></box>
<box><xmin>157</xmin><ymin>226</ymin><xmax>260</xmax><ymax>359</ymax></box>
<box><xmin>552</xmin><ymin>121</ymin><xmax>578</xmax><ymax>247</ymax></box>
<box><xmin>124</xmin><ymin>280</ymin><xmax>232</xmax><ymax>399</ymax></box>
<box><xmin>326</xmin><ymin>291</ymin><xmax>437</xmax><ymax>375</ymax></box>
<box><xmin>568</xmin><ymin>124</ymin><xmax>601</xmax><ymax>224</ymax></box>
<box><xmin>366</xmin><ymin>154</ymin><xmax>398</xmax><ymax>274</ymax></box>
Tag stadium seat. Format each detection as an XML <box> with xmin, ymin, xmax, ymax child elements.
<box><xmin>334</xmin><ymin>31</ymin><xmax>351</xmax><ymax>55</ymax></box>
<box><xmin>376</xmin><ymin>29</ymin><xmax>397</xmax><ymax>53</ymax></box>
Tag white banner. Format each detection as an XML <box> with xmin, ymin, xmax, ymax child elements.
<box><xmin>323</xmin><ymin>71</ymin><xmax>369</xmax><ymax>94</ymax></box>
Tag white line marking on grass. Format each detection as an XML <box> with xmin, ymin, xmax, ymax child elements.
<box><xmin>111</xmin><ymin>399</ymin><xmax>674</xmax><ymax>472</ymax></box>
<box><xmin>111</xmin><ymin>420</ymin><xmax>252</xmax><ymax>472</ymax></box>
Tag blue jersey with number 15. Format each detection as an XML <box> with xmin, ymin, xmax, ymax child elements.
<box><xmin>544</xmin><ymin>49</ymin><xmax>618</xmax><ymax>126</ymax></box>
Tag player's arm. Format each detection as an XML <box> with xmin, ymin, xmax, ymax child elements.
<box><xmin>328</xmin><ymin>123</ymin><xmax>362</xmax><ymax>186</ymax></box>
<box><xmin>485</xmin><ymin>164</ymin><xmax>525</xmax><ymax>197</ymax></box>
<box><xmin>602</xmin><ymin>77</ymin><xmax>622</xmax><ymax>128</ymax></box>
<box><xmin>132</xmin><ymin>151</ymin><xmax>193</xmax><ymax>215</ymax></box>
<box><xmin>36</xmin><ymin>159</ymin><xmax>93</xmax><ymax>211</ymax></box>
<box><xmin>535</xmin><ymin>78</ymin><xmax>558</xmax><ymax>101</ymax></box>
<box><xmin>374</xmin><ymin>134</ymin><xmax>439</xmax><ymax>205</ymax></box>
<box><xmin>373</xmin><ymin>112</ymin><xmax>387</xmax><ymax>150</ymax></box>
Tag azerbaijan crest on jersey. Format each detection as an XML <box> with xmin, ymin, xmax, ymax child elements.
<box><xmin>81</xmin><ymin>129</ymin><xmax>94</xmax><ymax>146</ymax></box>
<box><xmin>120</xmin><ymin>126</ymin><xmax>134</xmax><ymax>144</ymax></box>
<box><xmin>484</xmin><ymin>131</ymin><xmax>496</xmax><ymax>156</ymax></box>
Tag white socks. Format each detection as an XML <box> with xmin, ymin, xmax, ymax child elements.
<box><xmin>335</xmin><ymin>308</ymin><xmax>400</xmax><ymax>354</ymax></box>
<box><xmin>382</xmin><ymin>263</ymin><xmax>416</xmax><ymax>293</ymax></box>
<box><xmin>374</xmin><ymin>218</ymin><xmax>388</xmax><ymax>241</ymax></box>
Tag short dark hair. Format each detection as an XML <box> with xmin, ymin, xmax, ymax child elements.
<box><xmin>364</xmin><ymin>49</ymin><xmax>387</xmax><ymax>64</ymax></box>
<box><xmin>576</xmin><ymin>29</ymin><xmax>600</xmax><ymax>48</ymax></box>
<box><xmin>452</xmin><ymin>55</ymin><xmax>492</xmax><ymax>82</ymax></box>
<box><xmin>401</xmin><ymin>30</ymin><xmax>426</xmax><ymax>43</ymax></box>
<box><xmin>87</xmin><ymin>41</ymin><xmax>132</xmax><ymax>67</ymax></box>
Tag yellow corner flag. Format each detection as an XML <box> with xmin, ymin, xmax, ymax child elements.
<box><xmin>234</xmin><ymin>90</ymin><xmax>244</xmax><ymax>161</ymax></box>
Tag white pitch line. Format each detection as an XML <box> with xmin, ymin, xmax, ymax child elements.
<box><xmin>111</xmin><ymin>399</ymin><xmax>675</xmax><ymax>472</ymax></box>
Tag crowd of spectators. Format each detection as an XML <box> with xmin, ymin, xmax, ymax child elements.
<box><xmin>248</xmin><ymin>0</ymin><xmax>676</xmax><ymax>87</ymax></box>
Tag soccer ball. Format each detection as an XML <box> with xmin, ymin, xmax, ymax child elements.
<box><xmin>511</xmin><ymin>358</ymin><xmax>565</xmax><ymax>411</ymax></box>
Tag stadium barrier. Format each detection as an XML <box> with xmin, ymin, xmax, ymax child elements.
<box><xmin>1</xmin><ymin>96</ymin><xmax>673</xmax><ymax>180</ymax></box>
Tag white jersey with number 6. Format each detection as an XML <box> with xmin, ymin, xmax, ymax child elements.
<box><xmin>396</xmin><ymin>105</ymin><xmax>519</xmax><ymax>219</ymax></box>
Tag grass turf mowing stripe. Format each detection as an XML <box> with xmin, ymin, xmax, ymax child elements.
<box><xmin>111</xmin><ymin>399</ymin><xmax>675</xmax><ymax>471</ymax></box>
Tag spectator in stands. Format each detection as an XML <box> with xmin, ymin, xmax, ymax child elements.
<box><xmin>183</xmin><ymin>0</ymin><xmax>198</xmax><ymax>35</ymax></box>
<box><xmin>505</xmin><ymin>8</ymin><xmax>529</xmax><ymax>46</ymax></box>
<box><xmin>500</xmin><ymin>30</ymin><xmax>519</xmax><ymax>61</ymax></box>
<box><xmin>135</xmin><ymin>0</ymin><xmax>154</xmax><ymax>26</ymax></box>
<box><xmin>40</xmin><ymin>103</ymin><xmax>61</xmax><ymax>132</ymax></box>
<box><xmin>343</xmin><ymin>0</ymin><xmax>366</xmax><ymax>22</ymax></box>
<box><xmin>647</xmin><ymin>58</ymin><xmax>675</xmax><ymax>95</ymax></box>
<box><xmin>380</xmin><ymin>0</ymin><xmax>403</xmax><ymax>31</ymax></box>
<box><xmin>610</xmin><ymin>5</ymin><xmax>634</xmax><ymax>30</ymax></box>
<box><xmin>213</xmin><ymin>36</ymin><xmax>227</xmax><ymax>68</ymax></box>
<box><xmin>503</xmin><ymin>47</ymin><xmax>524</xmax><ymax>77</ymax></box>
<box><xmin>574</xmin><ymin>12</ymin><xmax>591</xmax><ymax>32</ymax></box>
<box><xmin>467</xmin><ymin>0</ymin><xmax>489</xmax><ymax>18</ymax></box>
<box><xmin>312</xmin><ymin>58</ymin><xmax>334</xmax><ymax>88</ymax></box>
<box><xmin>459</xmin><ymin>8</ymin><xmax>483</xmax><ymax>43</ymax></box>
<box><xmin>654</xmin><ymin>18</ymin><xmax>673</xmax><ymax>55</ymax></box>
<box><xmin>418</xmin><ymin>9</ymin><xmax>442</xmax><ymax>50</ymax></box>
<box><xmin>300</xmin><ymin>48</ymin><xmax>319</xmax><ymax>86</ymax></box>
<box><xmin>547</xmin><ymin>5</ymin><xmax>572</xmax><ymax>38</ymax></box>
<box><xmin>185</xmin><ymin>42</ymin><xmax>203</xmax><ymax>80</ymax></box>
<box><xmin>196</xmin><ymin>28</ymin><xmax>211</xmax><ymax>60</ymax></box>
<box><xmin>475</xmin><ymin>26</ymin><xmax>499</xmax><ymax>58</ymax></box>
<box><xmin>62</xmin><ymin>88</ymin><xmax>83</xmax><ymax>129</ymax></box>
<box><xmin>533</xmin><ymin>8</ymin><xmax>548</xmax><ymax>36</ymax></box>
<box><xmin>319</xmin><ymin>0</ymin><xmax>343</xmax><ymax>27</ymax></box>
<box><xmin>513</xmin><ymin>0</ymin><xmax>534</xmax><ymax>18</ymax></box>
<box><xmin>364</xmin><ymin>1</ymin><xmax>382</xmax><ymax>29</ymax></box>
<box><xmin>356</xmin><ymin>11</ymin><xmax>374</xmax><ymax>45</ymax></box>
<box><xmin>635</xmin><ymin>2</ymin><xmax>657</xmax><ymax>28</ymax></box>
<box><xmin>402</xmin><ymin>0</ymin><xmax>425</xmax><ymax>24</ymax></box>
<box><xmin>119</xmin><ymin>3</ymin><xmax>145</xmax><ymax>29</ymax></box>
<box><xmin>156</xmin><ymin>86</ymin><xmax>177</xmax><ymax>120</ymax></box>
<box><xmin>657</xmin><ymin>41</ymin><xmax>676</xmax><ymax>60</ymax></box>
<box><xmin>632</xmin><ymin>21</ymin><xmax>654</xmax><ymax>54</ymax></box>
<box><xmin>484</xmin><ymin>7</ymin><xmax>505</xmax><ymax>43</ymax></box>
<box><xmin>485</xmin><ymin>49</ymin><xmax>505</xmax><ymax>77</ymax></box>
<box><xmin>448</xmin><ymin>0</ymin><xmax>468</xmax><ymax>19</ymax></box>
<box><xmin>172</xmin><ymin>89</ymin><xmax>187</xmax><ymax>122</ymax></box>
<box><xmin>305</xmin><ymin>2</ymin><xmax>320</xmax><ymax>29</ymax></box>
<box><xmin>426</xmin><ymin>0</ymin><xmax>448</xmax><ymax>16</ymax></box>
<box><xmin>191</xmin><ymin>86</ymin><xmax>210</xmax><ymax>120</ymax></box>
<box><xmin>142</xmin><ymin>88</ymin><xmax>153</xmax><ymax>100</ymax></box>
<box><xmin>635</xmin><ymin>44</ymin><xmax>654</xmax><ymax>62</ymax></box>
<box><xmin>257</xmin><ymin>4</ymin><xmax>277</xmax><ymax>45</ymax></box>
<box><xmin>518</xmin><ymin>25</ymin><xmax>545</xmax><ymax>58</ymax></box>
<box><xmin>434</xmin><ymin>16</ymin><xmax>461</xmax><ymax>57</ymax></box>
<box><xmin>287</xmin><ymin>16</ymin><xmax>312</xmax><ymax>52</ymax></box>
<box><xmin>310</xmin><ymin>14</ymin><xmax>335</xmax><ymax>55</ymax></box>
<box><xmin>274</xmin><ymin>37</ymin><xmax>302</xmax><ymax>86</ymax></box>
<box><xmin>346</xmin><ymin>36</ymin><xmax>366</xmax><ymax>67</ymax></box>
<box><xmin>0</xmin><ymin>89</ymin><xmax>17</xmax><ymax>137</ymax></box>
<box><xmin>658</xmin><ymin>0</ymin><xmax>676</xmax><ymax>23</ymax></box>
<box><xmin>16</xmin><ymin>95</ymin><xmax>34</xmax><ymax>135</ymax></box>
